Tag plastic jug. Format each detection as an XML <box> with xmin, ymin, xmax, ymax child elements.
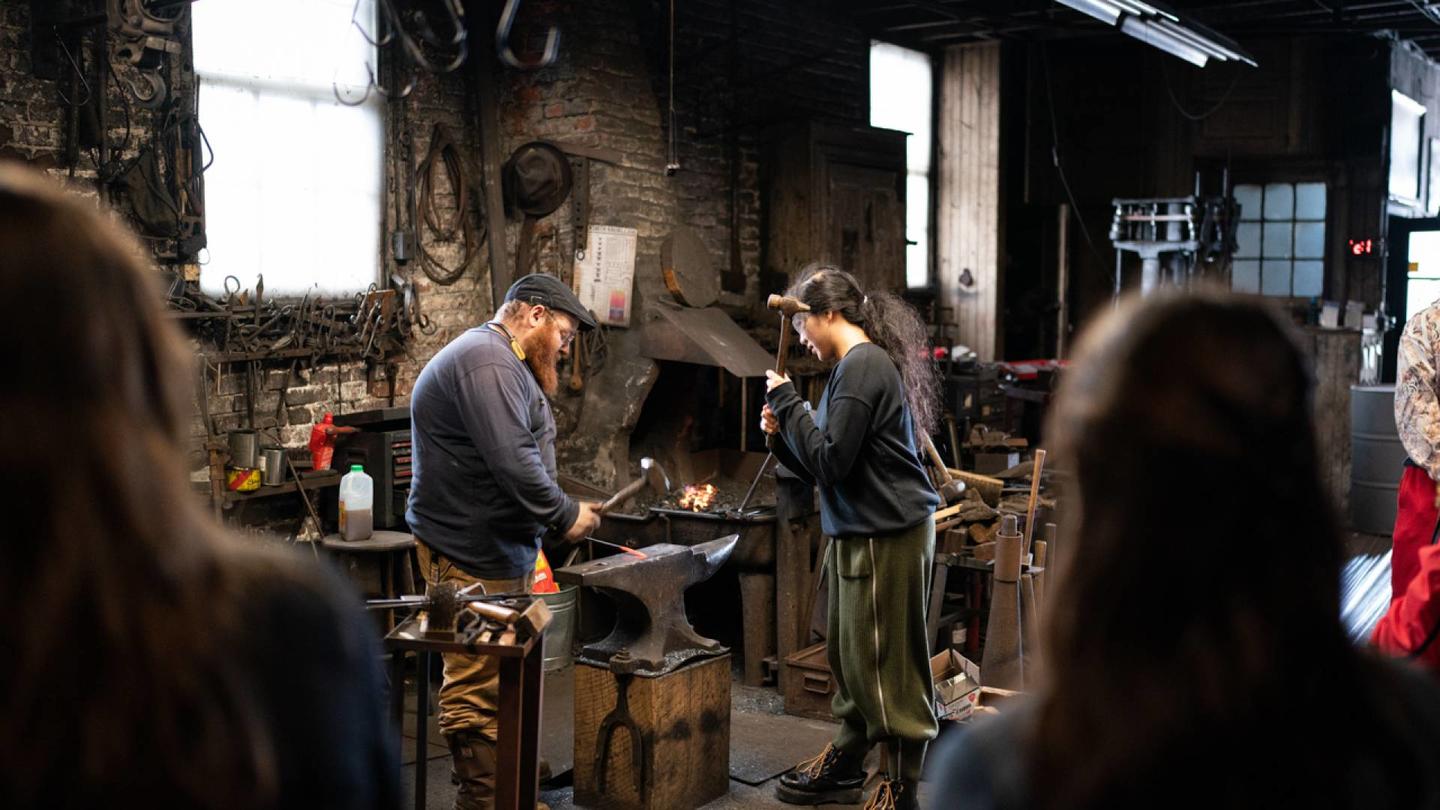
<box><xmin>338</xmin><ymin>464</ymin><xmax>374</xmax><ymax>541</ymax></box>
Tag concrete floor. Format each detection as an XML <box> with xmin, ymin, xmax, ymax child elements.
<box><xmin>395</xmin><ymin>531</ymin><xmax>1396</xmax><ymax>810</ymax></box>
<box><xmin>398</xmin><ymin>667</ymin><xmax>880</xmax><ymax>810</ymax></box>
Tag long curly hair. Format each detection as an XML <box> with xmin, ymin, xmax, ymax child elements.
<box><xmin>787</xmin><ymin>264</ymin><xmax>939</xmax><ymax>437</ymax></box>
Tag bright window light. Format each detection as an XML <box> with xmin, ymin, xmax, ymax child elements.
<box><xmin>1233</xmin><ymin>181</ymin><xmax>1326</xmax><ymax>297</ymax></box>
<box><xmin>870</xmin><ymin>41</ymin><xmax>933</xmax><ymax>289</ymax></box>
<box><xmin>193</xmin><ymin>0</ymin><xmax>383</xmax><ymax>297</ymax></box>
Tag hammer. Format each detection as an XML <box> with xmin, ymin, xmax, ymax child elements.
<box><xmin>766</xmin><ymin>294</ymin><xmax>811</xmax><ymax>378</ymax></box>
<box><xmin>762</xmin><ymin>294</ymin><xmax>810</xmax><ymax>451</ymax></box>
<box><xmin>738</xmin><ymin>294</ymin><xmax>813</xmax><ymax>511</ymax></box>
<box><xmin>368</xmin><ymin>582</ymin><xmax>553</xmax><ymax>638</ymax></box>
<box><xmin>599</xmin><ymin>457</ymin><xmax>672</xmax><ymax>514</ymax></box>
<box><xmin>463</xmin><ymin>597</ymin><xmax>552</xmax><ymax>639</ymax></box>
<box><xmin>920</xmin><ymin>433</ymin><xmax>967</xmax><ymax>504</ymax></box>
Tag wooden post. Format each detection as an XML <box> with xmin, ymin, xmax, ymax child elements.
<box><xmin>938</xmin><ymin>42</ymin><xmax>1002</xmax><ymax>361</ymax></box>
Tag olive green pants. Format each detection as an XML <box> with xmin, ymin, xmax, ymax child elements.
<box><xmin>826</xmin><ymin>516</ymin><xmax>938</xmax><ymax>782</ymax></box>
<box><xmin>415</xmin><ymin>541</ymin><xmax>534</xmax><ymax>741</ymax></box>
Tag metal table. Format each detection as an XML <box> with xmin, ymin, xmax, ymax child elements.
<box><xmin>385</xmin><ymin>614</ymin><xmax>545</xmax><ymax>810</ymax></box>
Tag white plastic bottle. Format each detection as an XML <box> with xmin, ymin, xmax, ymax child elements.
<box><xmin>338</xmin><ymin>464</ymin><xmax>374</xmax><ymax>541</ymax></box>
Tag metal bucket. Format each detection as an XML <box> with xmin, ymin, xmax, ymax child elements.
<box><xmin>1351</xmin><ymin>385</ymin><xmax>1404</xmax><ymax>535</ymax></box>
<box><xmin>539</xmin><ymin>584</ymin><xmax>578</xmax><ymax>672</ymax></box>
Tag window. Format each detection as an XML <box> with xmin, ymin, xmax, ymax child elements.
<box><xmin>1231</xmin><ymin>182</ymin><xmax>1325</xmax><ymax>298</ymax></box>
<box><xmin>869</xmin><ymin>41</ymin><xmax>933</xmax><ymax>289</ymax></box>
<box><xmin>1407</xmin><ymin>231</ymin><xmax>1440</xmax><ymax>321</ymax></box>
<box><xmin>192</xmin><ymin>0</ymin><xmax>383</xmax><ymax>297</ymax></box>
<box><xmin>1391</xmin><ymin>90</ymin><xmax>1425</xmax><ymax>204</ymax></box>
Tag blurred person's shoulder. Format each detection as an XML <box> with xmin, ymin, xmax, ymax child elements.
<box><xmin>1365</xmin><ymin>653</ymin><xmax>1440</xmax><ymax>744</ymax></box>
<box><xmin>923</xmin><ymin>702</ymin><xmax>1034</xmax><ymax>810</ymax></box>
<box><xmin>1348</xmin><ymin>654</ymin><xmax>1440</xmax><ymax>808</ymax></box>
<box><xmin>217</xmin><ymin>538</ymin><xmax>376</xmax><ymax>658</ymax></box>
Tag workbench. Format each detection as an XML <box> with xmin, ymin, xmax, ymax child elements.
<box><xmin>385</xmin><ymin>614</ymin><xmax>545</xmax><ymax>810</ymax></box>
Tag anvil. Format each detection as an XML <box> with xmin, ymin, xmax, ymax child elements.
<box><xmin>556</xmin><ymin>534</ymin><xmax>739</xmax><ymax>675</ymax></box>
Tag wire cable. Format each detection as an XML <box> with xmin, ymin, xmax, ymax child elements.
<box><xmin>415</xmin><ymin>123</ymin><xmax>484</xmax><ymax>286</ymax></box>
<box><xmin>1161</xmin><ymin>59</ymin><xmax>1244</xmax><ymax>122</ymax></box>
<box><xmin>1040</xmin><ymin>45</ymin><xmax>1105</xmax><ymax>266</ymax></box>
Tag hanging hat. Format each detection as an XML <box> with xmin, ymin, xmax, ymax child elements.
<box><xmin>503</xmin><ymin>141</ymin><xmax>573</xmax><ymax>217</ymax></box>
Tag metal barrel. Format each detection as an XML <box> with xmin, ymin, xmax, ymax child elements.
<box><xmin>1350</xmin><ymin>385</ymin><xmax>1405</xmax><ymax>535</ymax></box>
<box><xmin>538</xmin><ymin>584</ymin><xmax>578</xmax><ymax>671</ymax></box>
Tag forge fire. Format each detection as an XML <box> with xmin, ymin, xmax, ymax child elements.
<box><xmin>678</xmin><ymin>483</ymin><xmax>718</xmax><ymax>512</ymax></box>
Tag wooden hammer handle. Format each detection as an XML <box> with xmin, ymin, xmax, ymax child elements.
<box><xmin>1022</xmin><ymin>449</ymin><xmax>1047</xmax><ymax>555</ymax></box>
<box><xmin>920</xmin><ymin>433</ymin><xmax>955</xmax><ymax>485</ymax></box>
<box><xmin>775</xmin><ymin>311</ymin><xmax>793</xmax><ymax>376</ymax></box>
<box><xmin>600</xmin><ymin>477</ymin><xmax>646</xmax><ymax>514</ymax></box>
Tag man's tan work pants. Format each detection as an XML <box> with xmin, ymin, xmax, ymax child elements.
<box><xmin>415</xmin><ymin>541</ymin><xmax>535</xmax><ymax>740</ymax></box>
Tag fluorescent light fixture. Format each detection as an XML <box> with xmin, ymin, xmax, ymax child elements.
<box><xmin>1054</xmin><ymin>0</ymin><xmax>1259</xmax><ymax>68</ymax></box>
<box><xmin>1121</xmin><ymin>16</ymin><xmax>1209</xmax><ymax>67</ymax></box>
<box><xmin>1056</xmin><ymin>0</ymin><xmax>1122</xmax><ymax>25</ymax></box>
<box><xmin>1112</xmin><ymin>0</ymin><xmax>1167</xmax><ymax>17</ymax></box>
<box><xmin>1152</xmin><ymin>18</ymin><xmax>1259</xmax><ymax>66</ymax></box>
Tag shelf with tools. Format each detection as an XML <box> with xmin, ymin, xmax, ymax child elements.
<box><xmin>198</xmin><ymin>470</ymin><xmax>342</xmax><ymax>505</ymax></box>
<box><xmin>166</xmin><ymin>281</ymin><xmax>414</xmax><ymax>364</ymax></box>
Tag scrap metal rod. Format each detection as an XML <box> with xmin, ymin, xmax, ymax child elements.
<box><xmin>588</xmin><ymin>536</ymin><xmax>647</xmax><ymax>559</ymax></box>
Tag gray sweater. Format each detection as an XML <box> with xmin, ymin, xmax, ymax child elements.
<box><xmin>405</xmin><ymin>325</ymin><xmax>579</xmax><ymax>579</ymax></box>
<box><xmin>766</xmin><ymin>342</ymin><xmax>939</xmax><ymax>538</ymax></box>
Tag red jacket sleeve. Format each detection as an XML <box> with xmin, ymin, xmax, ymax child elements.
<box><xmin>1372</xmin><ymin>541</ymin><xmax>1440</xmax><ymax>672</ymax></box>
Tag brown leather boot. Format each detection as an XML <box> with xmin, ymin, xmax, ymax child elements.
<box><xmin>447</xmin><ymin>731</ymin><xmax>496</xmax><ymax>810</ymax></box>
<box><xmin>446</xmin><ymin>731</ymin><xmax>550</xmax><ymax>810</ymax></box>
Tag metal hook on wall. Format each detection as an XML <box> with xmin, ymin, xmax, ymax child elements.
<box><xmin>496</xmin><ymin>0</ymin><xmax>559</xmax><ymax>70</ymax></box>
<box><xmin>351</xmin><ymin>0</ymin><xmax>398</xmax><ymax>48</ymax></box>
<box><xmin>381</xmin><ymin>0</ymin><xmax>468</xmax><ymax>75</ymax></box>
<box><xmin>333</xmin><ymin>77</ymin><xmax>374</xmax><ymax>107</ymax></box>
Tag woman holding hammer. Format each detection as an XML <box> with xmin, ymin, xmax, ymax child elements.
<box><xmin>761</xmin><ymin>265</ymin><xmax>940</xmax><ymax>810</ymax></box>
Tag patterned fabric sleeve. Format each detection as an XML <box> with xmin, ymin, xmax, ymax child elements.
<box><xmin>1396</xmin><ymin>306</ymin><xmax>1440</xmax><ymax>481</ymax></box>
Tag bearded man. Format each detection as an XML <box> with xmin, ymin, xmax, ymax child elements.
<box><xmin>406</xmin><ymin>273</ymin><xmax>601</xmax><ymax>809</ymax></box>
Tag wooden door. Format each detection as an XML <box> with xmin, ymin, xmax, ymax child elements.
<box><xmin>824</xmin><ymin>162</ymin><xmax>906</xmax><ymax>292</ymax></box>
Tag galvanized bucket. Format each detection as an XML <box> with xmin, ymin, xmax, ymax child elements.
<box><xmin>539</xmin><ymin>584</ymin><xmax>578</xmax><ymax>671</ymax></box>
<box><xmin>1351</xmin><ymin>385</ymin><xmax>1403</xmax><ymax>536</ymax></box>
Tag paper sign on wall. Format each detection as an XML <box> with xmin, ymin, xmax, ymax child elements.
<box><xmin>573</xmin><ymin>225</ymin><xmax>638</xmax><ymax>327</ymax></box>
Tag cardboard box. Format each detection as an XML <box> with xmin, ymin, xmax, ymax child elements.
<box><xmin>930</xmin><ymin>649</ymin><xmax>982</xmax><ymax>721</ymax></box>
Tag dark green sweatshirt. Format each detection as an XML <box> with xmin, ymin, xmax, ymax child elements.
<box><xmin>766</xmin><ymin>342</ymin><xmax>939</xmax><ymax>538</ymax></box>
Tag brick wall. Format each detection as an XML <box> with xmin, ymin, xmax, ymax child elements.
<box><xmin>0</xmin><ymin>0</ymin><xmax>871</xmax><ymax>524</ymax></box>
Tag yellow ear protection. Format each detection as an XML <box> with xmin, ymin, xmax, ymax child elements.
<box><xmin>488</xmin><ymin>321</ymin><xmax>526</xmax><ymax>361</ymax></box>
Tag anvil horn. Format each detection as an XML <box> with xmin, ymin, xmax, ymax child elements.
<box><xmin>693</xmin><ymin>534</ymin><xmax>739</xmax><ymax>580</ymax></box>
<box><xmin>554</xmin><ymin>534</ymin><xmax>743</xmax><ymax>674</ymax></box>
